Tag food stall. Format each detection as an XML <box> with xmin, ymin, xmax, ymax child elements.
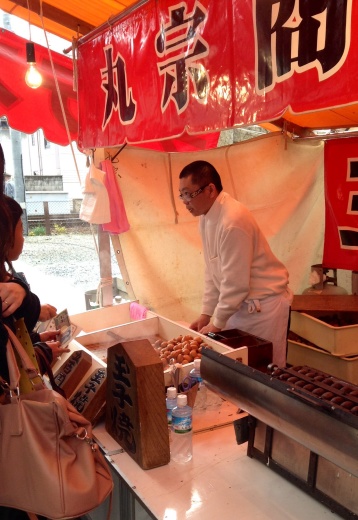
<box><xmin>52</xmin><ymin>310</ymin><xmax>356</xmax><ymax>520</ymax></box>
<box><xmin>1</xmin><ymin>0</ymin><xmax>358</xmax><ymax>518</ymax></box>
<box><xmin>62</xmin><ymin>1</ymin><xmax>358</xmax><ymax>518</ymax></box>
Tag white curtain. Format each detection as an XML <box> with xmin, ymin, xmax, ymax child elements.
<box><xmin>111</xmin><ymin>133</ymin><xmax>325</xmax><ymax>323</ymax></box>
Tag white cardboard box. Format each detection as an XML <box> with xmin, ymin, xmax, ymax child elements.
<box><xmin>74</xmin><ymin>313</ymin><xmax>248</xmax><ymax>385</ymax></box>
<box><xmin>70</xmin><ymin>302</ymin><xmax>155</xmax><ymax>335</ymax></box>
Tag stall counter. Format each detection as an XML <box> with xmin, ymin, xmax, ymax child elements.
<box><xmin>86</xmin><ymin>417</ymin><xmax>342</xmax><ymax>520</ymax></box>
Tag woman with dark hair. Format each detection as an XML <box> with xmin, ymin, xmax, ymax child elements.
<box><xmin>0</xmin><ymin>147</ymin><xmax>70</xmax><ymax>519</ymax></box>
<box><xmin>0</xmin><ymin>195</ymin><xmax>69</xmax><ymax>379</ymax></box>
<box><xmin>1</xmin><ymin>196</ymin><xmax>57</xmax><ymax>320</ymax></box>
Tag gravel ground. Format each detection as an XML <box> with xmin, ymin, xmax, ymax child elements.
<box><xmin>16</xmin><ymin>234</ymin><xmax>121</xmax><ymax>307</ymax></box>
<box><xmin>21</xmin><ymin>234</ymin><xmax>100</xmax><ymax>289</ymax></box>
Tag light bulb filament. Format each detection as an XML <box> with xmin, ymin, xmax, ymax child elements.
<box><xmin>25</xmin><ymin>63</ymin><xmax>43</xmax><ymax>89</ymax></box>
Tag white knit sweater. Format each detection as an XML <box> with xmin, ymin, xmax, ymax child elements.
<box><xmin>200</xmin><ymin>191</ymin><xmax>289</xmax><ymax>328</ymax></box>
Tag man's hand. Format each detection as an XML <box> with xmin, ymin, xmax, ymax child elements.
<box><xmin>199</xmin><ymin>323</ymin><xmax>221</xmax><ymax>335</ymax></box>
<box><xmin>189</xmin><ymin>314</ymin><xmax>211</xmax><ymax>332</ymax></box>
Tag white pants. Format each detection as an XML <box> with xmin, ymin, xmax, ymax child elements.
<box><xmin>224</xmin><ymin>287</ymin><xmax>293</xmax><ymax>368</ymax></box>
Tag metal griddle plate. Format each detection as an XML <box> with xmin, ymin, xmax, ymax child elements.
<box><xmin>200</xmin><ymin>347</ymin><xmax>358</xmax><ymax>477</ymax></box>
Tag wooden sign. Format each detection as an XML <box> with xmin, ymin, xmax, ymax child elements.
<box><xmin>70</xmin><ymin>367</ymin><xmax>107</xmax><ymax>426</ymax></box>
<box><xmin>106</xmin><ymin>339</ymin><xmax>170</xmax><ymax>470</ymax></box>
<box><xmin>53</xmin><ymin>350</ymin><xmax>92</xmax><ymax>398</ymax></box>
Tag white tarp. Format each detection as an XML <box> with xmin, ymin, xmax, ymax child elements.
<box><xmin>111</xmin><ymin>133</ymin><xmax>325</xmax><ymax>323</ymax></box>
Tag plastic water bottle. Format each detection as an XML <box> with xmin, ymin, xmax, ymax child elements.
<box><xmin>189</xmin><ymin>358</ymin><xmax>207</xmax><ymax>411</ymax></box>
<box><xmin>171</xmin><ymin>394</ymin><xmax>193</xmax><ymax>463</ymax></box>
<box><xmin>166</xmin><ymin>386</ymin><xmax>178</xmax><ymax>427</ymax></box>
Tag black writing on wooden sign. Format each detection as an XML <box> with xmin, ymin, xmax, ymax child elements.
<box><xmin>53</xmin><ymin>350</ymin><xmax>92</xmax><ymax>398</ymax></box>
<box><xmin>70</xmin><ymin>367</ymin><xmax>107</xmax><ymax>425</ymax></box>
<box><xmin>106</xmin><ymin>339</ymin><xmax>170</xmax><ymax>470</ymax></box>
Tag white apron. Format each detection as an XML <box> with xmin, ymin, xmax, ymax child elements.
<box><xmin>224</xmin><ymin>287</ymin><xmax>293</xmax><ymax>367</ymax></box>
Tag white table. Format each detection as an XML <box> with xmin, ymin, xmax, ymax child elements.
<box><xmin>87</xmin><ymin>401</ymin><xmax>342</xmax><ymax>520</ymax></box>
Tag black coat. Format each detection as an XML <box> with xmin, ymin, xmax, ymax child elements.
<box><xmin>0</xmin><ymin>277</ymin><xmax>52</xmax><ymax>383</ymax></box>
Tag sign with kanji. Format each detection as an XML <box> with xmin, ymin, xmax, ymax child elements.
<box><xmin>106</xmin><ymin>339</ymin><xmax>170</xmax><ymax>470</ymax></box>
<box><xmin>323</xmin><ymin>137</ymin><xmax>358</xmax><ymax>270</ymax></box>
<box><xmin>77</xmin><ymin>0</ymin><xmax>358</xmax><ymax>148</ymax></box>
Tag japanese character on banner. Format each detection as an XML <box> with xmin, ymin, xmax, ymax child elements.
<box><xmin>101</xmin><ymin>46</ymin><xmax>137</xmax><ymax>130</ymax></box>
<box><xmin>155</xmin><ymin>1</ymin><xmax>210</xmax><ymax>113</ymax></box>
<box><xmin>323</xmin><ymin>137</ymin><xmax>358</xmax><ymax>271</ymax></box>
<box><xmin>255</xmin><ymin>0</ymin><xmax>352</xmax><ymax>92</ymax></box>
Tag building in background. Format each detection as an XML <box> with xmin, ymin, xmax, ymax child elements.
<box><xmin>0</xmin><ymin>117</ymin><xmax>86</xmax><ymax>233</ymax></box>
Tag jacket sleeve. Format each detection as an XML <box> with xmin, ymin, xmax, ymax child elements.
<box><xmin>33</xmin><ymin>342</ymin><xmax>54</xmax><ymax>375</ymax></box>
<box><xmin>9</xmin><ymin>279</ymin><xmax>41</xmax><ymax>333</ymax></box>
<box><xmin>0</xmin><ymin>321</ymin><xmax>10</xmax><ymax>383</ymax></box>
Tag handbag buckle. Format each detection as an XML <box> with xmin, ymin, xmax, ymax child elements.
<box><xmin>0</xmin><ymin>377</ymin><xmax>19</xmax><ymax>404</ymax></box>
<box><xmin>75</xmin><ymin>427</ymin><xmax>98</xmax><ymax>452</ymax></box>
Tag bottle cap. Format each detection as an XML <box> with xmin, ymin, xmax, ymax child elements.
<box><xmin>177</xmin><ymin>394</ymin><xmax>187</xmax><ymax>407</ymax></box>
<box><xmin>167</xmin><ymin>386</ymin><xmax>177</xmax><ymax>399</ymax></box>
<box><xmin>193</xmin><ymin>358</ymin><xmax>201</xmax><ymax>369</ymax></box>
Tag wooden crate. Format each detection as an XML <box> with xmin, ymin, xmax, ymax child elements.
<box><xmin>287</xmin><ymin>339</ymin><xmax>358</xmax><ymax>385</ymax></box>
<box><xmin>290</xmin><ymin>310</ymin><xmax>358</xmax><ymax>356</ymax></box>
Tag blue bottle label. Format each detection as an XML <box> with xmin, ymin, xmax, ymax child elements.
<box><xmin>172</xmin><ymin>414</ymin><xmax>192</xmax><ymax>433</ymax></box>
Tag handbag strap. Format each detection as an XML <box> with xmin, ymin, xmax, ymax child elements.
<box><xmin>35</xmin><ymin>347</ymin><xmax>66</xmax><ymax>398</ymax></box>
<box><xmin>5</xmin><ymin>325</ymin><xmax>45</xmax><ymax>392</ymax></box>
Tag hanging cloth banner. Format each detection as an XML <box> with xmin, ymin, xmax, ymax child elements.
<box><xmin>323</xmin><ymin>137</ymin><xmax>358</xmax><ymax>270</ymax></box>
<box><xmin>77</xmin><ymin>0</ymin><xmax>358</xmax><ymax>149</ymax></box>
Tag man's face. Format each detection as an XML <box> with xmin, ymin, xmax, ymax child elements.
<box><xmin>179</xmin><ymin>174</ymin><xmax>214</xmax><ymax>216</ymax></box>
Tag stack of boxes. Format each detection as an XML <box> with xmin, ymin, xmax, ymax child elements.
<box><xmin>288</xmin><ymin>308</ymin><xmax>358</xmax><ymax>384</ymax></box>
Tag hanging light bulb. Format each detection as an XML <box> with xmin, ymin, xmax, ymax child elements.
<box><xmin>25</xmin><ymin>42</ymin><xmax>42</xmax><ymax>89</ymax></box>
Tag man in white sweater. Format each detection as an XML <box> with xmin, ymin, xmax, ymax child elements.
<box><xmin>179</xmin><ymin>160</ymin><xmax>292</xmax><ymax>367</ymax></box>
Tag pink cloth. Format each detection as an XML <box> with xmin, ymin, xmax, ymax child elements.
<box><xmin>130</xmin><ymin>302</ymin><xmax>148</xmax><ymax>320</ymax></box>
<box><xmin>79</xmin><ymin>163</ymin><xmax>111</xmax><ymax>224</ymax></box>
<box><xmin>100</xmin><ymin>159</ymin><xmax>130</xmax><ymax>234</ymax></box>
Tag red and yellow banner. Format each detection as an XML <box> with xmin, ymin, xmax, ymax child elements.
<box><xmin>323</xmin><ymin>137</ymin><xmax>358</xmax><ymax>270</ymax></box>
<box><xmin>77</xmin><ymin>0</ymin><xmax>358</xmax><ymax>148</ymax></box>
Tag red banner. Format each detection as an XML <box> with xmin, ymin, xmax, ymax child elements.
<box><xmin>77</xmin><ymin>0</ymin><xmax>358</xmax><ymax>149</ymax></box>
<box><xmin>0</xmin><ymin>30</ymin><xmax>77</xmax><ymax>146</ymax></box>
<box><xmin>323</xmin><ymin>137</ymin><xmax>358</xmax><ymax>270</ymax></box>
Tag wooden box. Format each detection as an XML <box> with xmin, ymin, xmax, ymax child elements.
<box><xmin>287</xmin><ymin>339</ymin><xmax>358</xmax><ymax>385</ymax></box>
<box><xmin>105</xmin><ymin>339</ymin><xmax>170</xmax><ymax>470</ymax></box>
<box><xmin>53</xmin><ymin>350</ymin><xmax>92</xmax><ymax>398</ymax></box>
<box><xmin>290</xmin><ymin>310</ymin><xmax>358</xmax><ymax>357</ymax></box>
<box><xmin>247</xmin><ymin>419</ymin><xmax>358</xmax><ymax>518</ymax></box>
<box><xmin>206</xmin><ymin>329</ymin><xmax>272</xmax><ymax>372</ymax></box>
<box><xmin>69</xmin><ymin>367</ymin><xmax>107</xmax><ymax>425</ymax></box>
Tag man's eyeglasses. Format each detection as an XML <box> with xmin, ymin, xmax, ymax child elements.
<box><xmin>179</xmin><ymin>184</ymin><xmax>209</xmax><ymax>201</ymax></box>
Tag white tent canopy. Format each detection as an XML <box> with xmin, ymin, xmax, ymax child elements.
<box><xmin>108</xmin><ymin>133</ymin><xmax>326</xmax><ymax>322</ymax></box>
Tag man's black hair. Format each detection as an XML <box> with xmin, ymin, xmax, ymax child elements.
<box><xmin>179</xmin><ymin>160</ymin><xmax>223</xmax><ymax>192</ymax></box>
